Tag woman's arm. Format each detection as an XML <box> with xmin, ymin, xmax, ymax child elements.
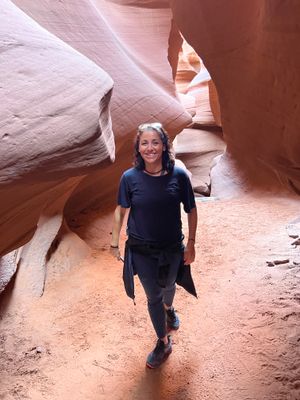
<box><xmin>110</xmin><ymin>205</ymin><xmax>127</xmax><ymax>259</ymax></box>
<box><xmin>184</xmin><ymin>206</ymin><xmax>198</xmax><ymax>265</ymax></box>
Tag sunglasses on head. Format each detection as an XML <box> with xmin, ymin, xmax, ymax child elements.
<box><xmin>138</xmin><ymin>122</ymin><xmax>163</xmax><ymax>132</ymax></box>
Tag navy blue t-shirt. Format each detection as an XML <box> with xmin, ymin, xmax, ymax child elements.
<box><xmin>117</xmin><ymin>166</ymin><xmax>196</xmax><ymax>244</ymax></box>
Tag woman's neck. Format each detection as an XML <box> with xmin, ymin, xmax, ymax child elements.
<box><xmin>144</xmin><ymin>163</ymin><xmax>163</xmax><ymax>174</ymax></box>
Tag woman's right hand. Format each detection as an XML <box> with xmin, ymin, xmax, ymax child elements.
<box><xmin>110</xmin><ymin>206</ymin><xmax>127</xmax><ymax>262</ymax></box>
<box><xmin>110</xmin><ymin>246</ymin><xmax>121</xmax><ymax>260</ymax></box>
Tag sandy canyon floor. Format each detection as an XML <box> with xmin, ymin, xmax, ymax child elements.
<box><xmin>0</xmin><ymin>191</ymin><xmax>300</xmax><ymax>400</ymax></box>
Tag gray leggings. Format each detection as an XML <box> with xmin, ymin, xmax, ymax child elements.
<box><xmin>132</xmin><ymin>251</ymin><xmax>181</xmax><ymax>339</ymax></box>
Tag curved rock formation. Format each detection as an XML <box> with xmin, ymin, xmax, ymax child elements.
<box><xmin>0</xmin><ymin>0</ymin><xmax>114</xmax><ymax>258</ymax></box>
<box><xmin>5</xmin><ymin>0</ymin><xmax>299</xmax><ymax>296</ymax></box>
<box><xmin>175</xmin><ymin>128</ymin><xmax>225</xmax><ymax>196</ymax></box>
<box><xmin>11</xmin><ymin>0</ymin><xmax>191</xmax><ymax>215</ymax></box>
<box><xmin>176</xmin><ymin>42</ymin><xmax>200</xmax><ymax>95</ymax></box>
<box><xmin>1</xmin><ymin>1</ymin><xmax>191</xmax><ymax>294</ymax></box>
<box><xmin>170</xmin><ymin>0</ymin><xmax>300</xmax><ymax>193</ymax></box>
<box><xmin>0</xmin><ymin>0</ymin><xmax>116</xmax><ymax>293</ymax></box>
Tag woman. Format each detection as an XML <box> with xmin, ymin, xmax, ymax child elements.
<box><xmin>110</xmin><ymin>122</ymin><xmax>197</xmax><ymax>369</ymax></box>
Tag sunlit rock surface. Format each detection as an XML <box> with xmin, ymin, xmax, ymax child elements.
<box><xmin>170</xmin><ymin>0</ymin><xmax>300</xmax><ymax>193</ymax></box>
<box><xmin>3</xmin><ymin>0</ymin><xmax>299</xmax><ymax>294</ymax></box>
<box><xmin>1</xmin><ymin>1</ymin><xmax>191</xmax><ymax>292</ymax></box>
<box><xmin>11</xmin><ymin>0</ymin><xmax>191</xmax><ymax>215</ymax></box>
<box><xmin>175</xmin><ymin>42</ymin><xmax>199</xmax><ymax>95</ymax></box>
<box><xmin>0</xmin><ymin>0</ymin><xmax>114</xmax><ymax>259</ymax></box>
<box><xmin>175</xmin><ymin>128</ymin><xmax>225</xmax><ymax>196</ymax></box>
<box><xmin>12</xmin><ymin>0</ymin><xmax>191</xmax><ymax>140</ymax></box>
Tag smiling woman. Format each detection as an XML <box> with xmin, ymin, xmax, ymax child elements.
<box><xmin>134</xmin><ymin>122</ymin><xmax>174</xmax><ymax>176</ymax></box>
<box><xmin>139</xmin><ymin>131</ymin><xmax>165</xmax><ymax>173</ymax></box>
<box><xmin>110</xmin><ymin>122</ymin><xmax>198</xmax><ymax>369</ymax></box>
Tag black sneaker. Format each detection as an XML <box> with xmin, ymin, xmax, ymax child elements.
<box><xmin>166</xmin><ymin>307</ymin><xmax>180</xmax><ymax>331</ymax></box>
<box><xmin>146</xmin><ymin>336</ymin><xmax>172</xmax><ymax>369</ymax></box>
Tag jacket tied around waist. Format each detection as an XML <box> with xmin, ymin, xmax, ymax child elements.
<box><xmin>122</xmin><ymin>236</ymin><xmax>197</xmax><ymax>303</ymax></box>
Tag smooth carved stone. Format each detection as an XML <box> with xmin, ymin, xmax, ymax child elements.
<box><xmin>0</xmin><ymin>1</ymin><xmax>114</xmax><ymax>259</ymax></box>
<box><xmin>13</xmin><ymin>178</ymin><xmax>81</xmax><ymax>298</ymax></box>
<box><xmin>2</xmin><ymin>1</ymin><xmax>114</xmax><ymax>185</ymax></box>
<box><xmin>12</xmin><ymin>0</ymin><xmax>191</xmax><ymax>140</ymax></box>
<box><xmin>170</xmin><ymin>0</ymin><xmax>300</xmax><ymax>193</ymax></box>
<box><xmin>174</xmin><ymin>128</ymin><xmax>225</xmax><ymax>196</ymax></box>
<box><xmin>11</xmin><ymin>0</ymin><xmax>191</xmax><ymax>216</ymax></box>
<box><xmin>175</xmin><ymin>42</ymin><xmax>200</xmax><ymax>94</ymax></box>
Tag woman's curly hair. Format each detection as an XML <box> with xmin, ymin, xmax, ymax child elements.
<box><xmin>133</xmin><ymin>122</ymin><xmax>175</xmax><ymax>172</ymax></box>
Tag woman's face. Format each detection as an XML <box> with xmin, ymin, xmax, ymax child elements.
<box><xmin>138</xmin><ymin>129</ymin><xmax>165</xmax><ymax>166</ymax></box>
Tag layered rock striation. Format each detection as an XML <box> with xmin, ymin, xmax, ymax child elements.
<box><xmin>1</xmin><ymin>0</ymin><xmax>191</xmax><ymax>294</ymax></box>
<box><xmin>170</xmin><ymin>0</ymin><xmax>300</xmax><ymax>193</ymax></box>
<box><xmin>1</xmin><ymin>0</ymin><xmax>115</xmax><ymax>257</ymax></box>
<box><xmin>2</xmin><ymin>0</ymin><xmax>299</xmax><ymax>295</ymax></box>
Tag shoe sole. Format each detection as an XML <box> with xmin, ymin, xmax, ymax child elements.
<box><xmin>146</xmin><ymin>350</ymin><xmax>172</xmax><ymax>369</ymax></box>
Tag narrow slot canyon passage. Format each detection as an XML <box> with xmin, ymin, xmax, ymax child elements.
<box><xmin>173</xmin><ymin>41</ymin><xmax>225</xmax><ymax>198</ymax></box>
<box><xmin>1</xmin><ymin>2</ymin><xmax>300</xmax><ymax>399</ymax></box>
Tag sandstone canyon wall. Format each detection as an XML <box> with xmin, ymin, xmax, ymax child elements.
<box><xmin>11</xmin><ymin>0</ymin><xmax>191</xmax><ymax>214</ymax></box>
<box><xmin>170</xmin><ymin>0</ymin><xmax>300</xmax><ymax>193</ymax></box>
<box><xmin>0</xmin><ymin>0</ymin><xmax>115</xmax><ymax>257</ymax></box>
<box><xmin>1</xmin><ymin>0</ymin><xmax>191</xmax><ymax>293</ymax></box>
<box><xmin>2</xmin><ymin>0</ymin><xmax>300</xmax><ymax>295</ymax></box>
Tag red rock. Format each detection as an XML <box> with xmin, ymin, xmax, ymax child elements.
<box><xmin>170</xmin><ymin>0</ymin><xmax>300</xmax><ymax>193</ymax></box>
<box><xmin>0</xmin><ymin>1</ymin><xmax>114</xmax><ymax>258</ymax></box>
<box><xmin>174</xmin><ymin>128</ymin><xmax>225</xmax><ymax>196</ymax></box>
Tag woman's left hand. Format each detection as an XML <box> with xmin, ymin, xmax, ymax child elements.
<box><xmin>184</xmin><ymin>241</ymin><xmax>195</xmax><ymax>265</ymax></box>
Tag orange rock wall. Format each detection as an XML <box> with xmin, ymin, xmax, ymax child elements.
<box><xmin>0</xmin><ymin>0</ymin><xmax>114</xmax><ymax>256</ymax></box>
<box><xmin>2</xmin><ymin>0</ymin><xmax>299</xmax><ymax>291</ymax></box>
<box><xmin>170</xmin><ymin>0</ymin><xmax>300</xmax><ymax>192</ymax></box>
<box><xmin>1</xmin><ymin>0</ymin><xmax>191</xmax><ymax>260</ymax></box>
<box><xmin>11</xmin><ymin>0</ymin><xmax>191</xmax><ymax>216</ymax></box>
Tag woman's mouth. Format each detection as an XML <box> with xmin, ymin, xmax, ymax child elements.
<box><xmin>145</xmin><ymin>153</ymin><xmax>156</xmax><ymax>157</ymax></box>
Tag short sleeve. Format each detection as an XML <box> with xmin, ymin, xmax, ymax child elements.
<box><xmin>117</xmin><ymin>173</ymin><xmax>131</xmax><ymax>208</ymax></box>
<box><xmin>180</xmin><ymin>171</ymin><xmax>196</xmax><ymax>213</ymax></box>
